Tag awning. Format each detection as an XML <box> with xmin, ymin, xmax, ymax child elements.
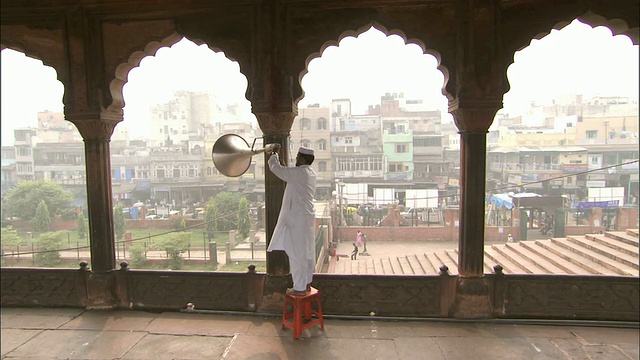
<box><xmin>112</xmin><ymin>183</ymin><xmax>137</xmax><ymax>194</ymax></box>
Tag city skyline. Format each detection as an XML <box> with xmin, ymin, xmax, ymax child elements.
<box><xmin>1</xmin><ymin>19</ymin><xmax>638</xmax><ymax>146</ymax></box>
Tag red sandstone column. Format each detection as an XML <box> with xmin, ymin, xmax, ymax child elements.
<box><xmin>254</xmin><ymin>112</ymin><xmax>296</xmax><ymax>278</ymax></box>
<box><xmin>263</xmin><ymin>131</ymin><xmax>290</xmax><ymax>276</ymax></box>
<box><xmin>451</xmin><ymin>104</ymin><xmax>500</xmax><ymax>277</ymax></box>
<box><xmin>68</xmin><ymin>116</ymin><xmax>118</xmax><ymax>273</ymax></box>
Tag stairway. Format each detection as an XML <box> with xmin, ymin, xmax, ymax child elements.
<box><xmin>325</xmin><ymin>229</ymin><xmax>639</xmax><ymax>276</ymax></box>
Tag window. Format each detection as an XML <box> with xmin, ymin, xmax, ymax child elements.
<box><xmin>317</xmin><ymin>140</ymin><xmax>327</xmax><ymax>151</ymax></box>
<box><xmin>301</xmin><ymin>139</ymin><xmax>311</xmax><ymax>148</ymax></box>
<box><xmin>586</xmin><ymin>130</ymin><xmax>598</xmax><ymax>139</ymax></box>
<box><xmin>16</xmin><ymin>147</ymin><xmax>31</xmax><ymax>156</ymax></box>
<box><xmin>413</xmin><ymin>138</ymin><xmax>442</xmax><ymax>147</ymax></box>
<box><xmin>388</xmin><ymin>162</ymin><xmax>405</xmax><ymax>172</ymax></box>
<box><xmin>396</xmin><ymin>144</ymin><xmax>407</xmax><ymax>153</ymax></box>
<box><xmin>300</xmin><ymin>118</ymin><xmax>311</xmax><ymax>130</ymax></box>
<box><xmin>317</xmin><ymin>118</ymin><xmax>327</xmax><ymax>130</ymax></box>
<box><xmin>318</xmin><ymin>161</ymin><xmax>326</xmax><ymax>172</ymax></box>
<box><xmin>345</xmin><ymin>137</ymin><xmax>353</xmax><ymax>144</ymax></box>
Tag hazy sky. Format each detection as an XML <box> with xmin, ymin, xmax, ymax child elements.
<box><xmin>1</xmin><ymin>19</ymin><xmax>638</xmax><ymax>145</ymax></box>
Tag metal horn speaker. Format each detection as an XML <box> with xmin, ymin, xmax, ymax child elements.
<box><xmin>211</xmin><ymin>134</ymin><xmax>277</xmax><ymax>177</ymax></box>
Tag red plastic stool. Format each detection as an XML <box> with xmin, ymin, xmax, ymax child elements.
<box><xmin>281</xmin><ymin>287</ymin><xmax>324</xmax><ymax>339</ymax></box>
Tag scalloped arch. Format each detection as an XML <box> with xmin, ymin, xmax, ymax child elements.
<box><xmin>297</xmin><ymin>21</ymin><xmax>452</xmax><ymax>105</ymax></box>
<box><xmin>107</xmin><ymin>32</ymin><xmax>247</xmax><ymax>112</ymax></box>
<box><xmin>504</xmin><ymin>13</ymin><xmax>638</xmax><ymax>101</ymax></box>
<box><xmin>527</xmin><ymin>13</ymin><xmax>638</xmax><ymax>48</ymax></box>
<box><xmin>1</xmin><ymin>45</ymin><xmax>65</xmax><ymax>102</ymax></box>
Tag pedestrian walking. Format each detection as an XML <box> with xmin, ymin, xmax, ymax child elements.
<box><xmin>350</xmin><ymin>242</ymin><xmax>358</xmax><ymax>260</ymax></box>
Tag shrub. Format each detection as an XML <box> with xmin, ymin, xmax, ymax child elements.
<box><xmin>34</xmin><ymin>231</ymin><xmax>65</xmax><ymax>267</ymax></box>
<box><xmin>129</xmin><ymin>242</ymin><xmax>148</xmax><ymax>268</ymax></box>
<box><xmin>156</xmin><ymin>232</ymin><xmax>191</xmax><ymax>270</ymax></box>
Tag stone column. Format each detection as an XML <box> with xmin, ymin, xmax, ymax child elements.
<box><xmin>262</xmin><ymin>130</ymin><xmax>291</xmax><ymax>276</ymax></box>
<box><xmin>256</xmin><ymin>112</ymin><xmax>296</xmax><ymax>286</ymax></box>
<box><xmin>451</xmin><ymin>104</ymin><xmax>498</xmax><ymax>276</ymax></box>
<box><xmin>68</xmin><ymin>116</ymin><xmax>119</xmax><ymax>274</ymax></box>
<box><xmin>450</xmin><ymin>101</ymin><xmax>500</xmax><ymax>318</ymax></box>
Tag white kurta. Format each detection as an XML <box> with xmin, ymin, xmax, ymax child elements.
<box><xmin>267</xmin><ymin>153</ymin><xmax>317</xmax><ymax>291</ymax></box>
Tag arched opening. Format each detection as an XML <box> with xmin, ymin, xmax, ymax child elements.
<box><xmin>485</xmin><ymin>19</ymin><xmax>639</xmax><ymax>275</ymax></box>
<box><xmin>109</xmin><ymin>37</ymin><xmax>263</xmax><ymax>271</ymax></box>
<box><xmin>1</xmin><ymin>48</ymin><xmax>88</xmax><ymax>269</ymax></box>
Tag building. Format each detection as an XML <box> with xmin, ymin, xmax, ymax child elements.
<box><xmin>1</xmin><ymin>0</ymin><xmax>638</xmax><ymax>322</ymax></box>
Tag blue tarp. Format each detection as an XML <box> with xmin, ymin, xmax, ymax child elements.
<box><xmin>488</xmin><ymin>193</ymin><xmax>541</xmax><ymax>210</ymax></box>
<box><xmin>490</xmin><ymin>193</ymin><xmax>514</xmax><ymax>209</ymax></box>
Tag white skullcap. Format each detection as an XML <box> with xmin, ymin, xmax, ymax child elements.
<box><xmin>298</xmin><ymin>146</ymin><xmax>314</xmax><ymax>156</ymax></box>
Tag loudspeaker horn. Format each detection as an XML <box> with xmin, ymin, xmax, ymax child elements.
<box><xmin>211</xmin><ymin>134</ymin><xmax>278</xmax><ymax>177</ymax></box>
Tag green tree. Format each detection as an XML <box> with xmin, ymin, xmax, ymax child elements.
<box><xmin>156</xmin><ymin>232</ymin><xmax>191</xmax><ymax>270</ymax></box>
<box><xmin>211</xmin><ymin>192</ymin><xmax>242</xmax><ymax>231</ymax></box>
<box><xmin>237</xmin><ymin>197</ymin><xmax>251</xmax><ymax>240</ymax></box>
<box><xmin>34</xmin><ymin>231</ymin><xmax>65</xmax><ymax>267</ymax></box>
<box><xmin>32</xmin><ymin>200</ymin><xmax>51</xmax><ymax>232</ymax></box>
<box><xmin>114</xmin><ymin>203</ymin><xmax>125</xmax><ymax>241</ymax></box>
<box><xmin>1</xmin><ymin>226</ymin><xmax>22</xmax><ymax>265</ymax></box>
<box><xmin>128</xmin><ymin>242</ymin><xmax>148</xmax><ymax>268</ymax></box>
<box><xmin>1</xmin><ymin>226</ymin><xmax>22</xmax><ymax>247</ymax></box>
<box><xmin>76</xmin><ymin>212</ymin><xmax>88</xmax><ymax>240</ymax></box>
<box><xmin>169</xmin><ymin>214</ymin><xmax>187</xmax><ymax>230</ymax></box>
<box><xmin>204</xmin><ymin>200</ymin><xmax>216</xmax><ymax>239</ymax></box>
<box><xmin>3</xmin><ymin>180</ymin><xmax>74</xmax><ymax>220</ymax></box>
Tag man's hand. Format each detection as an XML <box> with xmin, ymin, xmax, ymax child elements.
<box><xmin>264</xmin><ymin>143</ymin><xmax>281</xmax><ymax>154</ymax></box>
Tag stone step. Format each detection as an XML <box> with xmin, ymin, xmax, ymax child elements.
<box><xmin>365</xmin><ymin>258</ymin><xmax>376</xmax><ymax>274</ymax></box>
<box><xmin>396</xmin><ymin>256</ymin><xmax>411</xmax><ymax>275</ymax></box>
<box><xmin>417</xmin><ymin>254</ymin><xmax>438</xmax><ymax>275</ymax></box>
<box><xmin>494</xmin><ymin>244</ymin><xmax>546</xmax><ymax>273</ymax></box>
<box><xmin>389</xmin><ymin>256</ymin><xmax>404</xmax><ymax>275</ymax></box>
<box><xmin>444</xmin><ymin>250</ymin><xmax>459</xmax><ymax>270</ymax></box>
<box><xmin>567</xmin><ymin>236</ymin><xmax>639</xmax><ymax>270</ymax></box>
<box><xmin>535</xmin><ymin>239</ymin><xmax>618</xmax><ymax>275</ymax></box>
<box><xmin>550</xmin><ymin>238</ymin><xmax>638</xmax><ymax>276</ymax></box>
<box><xmin>626</xmin><ymin>229</ymin><xmax>639</xmax><ymax>237</ymax></box>
<box><xmin>380</xmin><ymin>258</ymin><xmax>395</xmax><ymax>274</ymax></box>
<box><xmin>503</xmin><ymin>243</ymin><xmax>568</xmax><ymax>274</ymax></box>
<box><xmin>603</xmin><ymin>231</ymin><xmax>639</xmax><ymax>247</ymax></box>
<box><xmin>518</xmin><ymin>241</ymin><xmax>584</xmax><ymax>274</ymax></box>
<box><xmin>433</xmin><ymin>251</ymin><xmax>459</xmax><ymax>275</ymax></box>
<box><xmin>484</xmin><ymin>247</ymin><xmax>529</xmax><ymax>274</ymax></box>
<box><xmin>586</xmin><ymin>233</ymin><xmax>639</xmax><ymax>258</ymax></box>
<box><xmin>406</xmin><ymin>254</ymin><xmax>427</xmax><ymax>275</ymax></box>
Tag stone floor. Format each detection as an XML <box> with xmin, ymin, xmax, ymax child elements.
<box><xmin>2</xmin><ymin>307</ymin><xmax>638</xmax><ymax>359</ymax></box>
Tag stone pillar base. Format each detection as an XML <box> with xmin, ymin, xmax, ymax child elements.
<box><xmin>451</xmin><ymin>276</ymin><xmax>492</xmax><ymax>319</ymax></box>
<box><xmin>85</xmin><ymin>272</ymin><xmax>116</xmax><ymax>309</ymax></box>
<box><xmin>257</xmin><ymin>274</ymin><xmax>292</xmax><ymax>313</ymax></box>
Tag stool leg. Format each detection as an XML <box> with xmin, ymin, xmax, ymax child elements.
<box><xmin>281</xmin><ymin>297</ymin><xmax>288</xmax><ymax>330</ymax></box>
<box><xmin>316</xmin><ymin>298</ymin><xmax>324</xmax><ymax>330</ymax></box>
<box><xmin>294</xmin><ymin>299</ymin><xmax>303</xmax><ymax>339</ymax></box>
<box><xmin>304</xmin><ymin>300</ymin><xmax>312</xmax><ymax>320</ymax></box>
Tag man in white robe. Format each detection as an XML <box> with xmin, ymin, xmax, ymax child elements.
<box><xmin>267</xmin><ymin>146</ymin><xmax>317</xmax><ymax>296</ymax></box>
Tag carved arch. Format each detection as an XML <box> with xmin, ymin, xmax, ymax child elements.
<box><xmin>296</xmin><ymin>21</ymin><xmax>451</xmax><ymax>106</ymax></box>
<box><xmin>500</xmin><ymin>12</ymin><xmax>639</xmax><ymax>98</ymax></box>
<box><xmin>106</xmin><ymin>30</ymin><xmax>250</xmax><ymax>115</ymax></box>
<box><xmin>576</xmin><ymin>13</ymin><xmax>638</xmax><ymax>45</ymax></box>
<box><xmin>1</xmin><ymin>23</ymin><xmax>68</xmax><ymax>106</ymax></box>
<box><xmin>107</xmin><ymin>33</ymin><xmax>182</xmax><ymax>112</ymax></box>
